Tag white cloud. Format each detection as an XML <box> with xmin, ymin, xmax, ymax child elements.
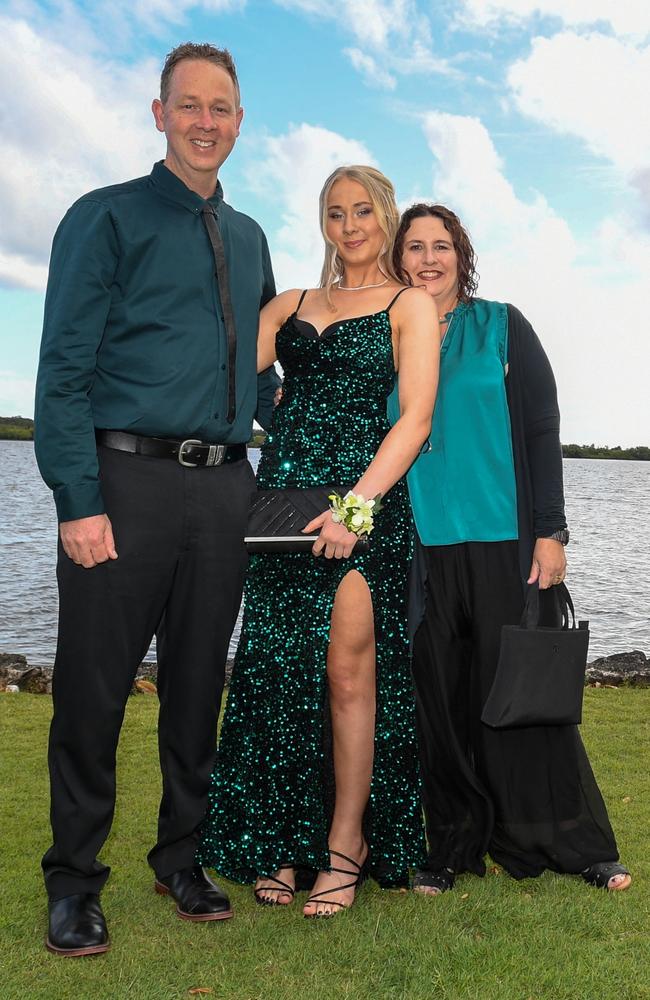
<box><xmin>0</xmin><ymin>371</ymin><xmax>36</xmax><ymax>418</ymax></box>
<box><xmin>390</xmin><ymin>42</ymin><xmax>459</xmax><ymax>78</ymax></box>
<box><xmin>276</xmin><ymin>0</ymin><xmax>453</xmax><ymax>84</ymax></box>
<box><xmin>0</xmin><ymin>16</ymin><xmax>163</xmax><ymax>291</ymax></box>
<box><xmin>0</xmin><ymin>252</ymin><xmax>48</xmax><ymax>293</ymax></box>
<box><xmin>131</xmin><ymin>0</ymin><xmax>245</xmax><ymax>25</ymax></box>
<box><xmin>459</xmin><ymin>0</ymin><xmax>650</xmax><ymax>39</ymax></box>
<box><xmin>508</xmin><ymin>32</ymin><xmax>650</xmax><ymax>177</ymax></box>
<box><xmin>593</xmin><ymin>215</ymin><xmax>650</xmax><ymax>281</ymax></box>
<box><xmin>246</xmin><ymin>123</ymin><xmax>376</xmax><ymax>291</ymax></box>
<box><xmin>631</xmin><ymin>168</ymin><xmax>650</xmax><ymax>227</ymax></box>
<box><xmin>419</xmin><ymin>111</ymin><xmax>650</xmax><ymax>445</ymax></box>
<box><xmin>276</xmin><ymin>0</ymin><xmax>414</xmax><ymax>48</ymax></box>
<box><xmin>421</xmin><ymin>111</ymin><xmax>576</xmax><ymax>268</ymax></box>
<box><xmin>344</xmin><ymin>48</ymin><xmax>397</xmax><ymax>90</ymax></box>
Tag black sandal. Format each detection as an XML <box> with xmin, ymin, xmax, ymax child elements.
<box><xmin>304</xmin><ymin>849</ymin><xmax>368</xmax><ymax>918</ymax></box>
<box><xmin>581</xmin><ymin>862</ymin><xmax>631</xmax><ymax>891</ymax></box>
<box><xmin>413</xmin><ymin>867</ymin><xmax>455</xmax><ymax>894</ymax></box>
<box><xmin>254</xmin><ymin>866</ymin><xmax>296</xmax><ymax>906</ymax></box>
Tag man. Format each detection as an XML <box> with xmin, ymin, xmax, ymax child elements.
<box><xmin>35</xmin><ymin>42</ymin><xmax>278</xmax><ymax>956</ymax></box>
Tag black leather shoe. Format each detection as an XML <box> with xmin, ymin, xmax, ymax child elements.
<box><xmin>46</xmin><ymin>893</ymin><xmax>110</xmax><ymax>956</ymax></box>
<box><xmin>155</xmin><ymin>865</ymin><xmax>233</xmax><ymax>921</ymax></box>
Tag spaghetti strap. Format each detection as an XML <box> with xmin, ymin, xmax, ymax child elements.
<box><xmin>386</xmin><ymin>287</ymin><xmax>410</xmax><ymax>313</ymax></box>
<box><xmin>295</xmin><ymin>289</ymin><xmax>308</xmax><ymax>316</ymax></box>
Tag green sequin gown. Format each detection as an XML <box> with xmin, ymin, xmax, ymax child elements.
<box><xmin>197</xmin><ymin>297</ymin><xmax>426</xmax><ymax>887</ymax></box>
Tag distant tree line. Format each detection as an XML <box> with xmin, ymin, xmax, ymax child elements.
<box><xmin>0</xmin><ymin>416</ymin><xmax>34</xmax><ymax>439</ymax></box>
<box><xmin>562</xmin><ymin>443</ymin><xmax>650</xmax><ymax>461</ymax></box>
<box><xmin>0</xmin><ymin>417</ymin><xmax>269</xmax><ymax>447</ymax></box>
<box><xmin>1</xmin><ymin>418</ymin><xmax>647</xmax><ymax>459</ymax></box>
<box><xmin>249</xmin><ymin>428</ymin><xmax>267</xmax><ymax>448</ymax></box>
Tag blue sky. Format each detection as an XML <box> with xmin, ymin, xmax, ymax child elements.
<box><xmin>1</xmin><ymin>0</ymin><xmax>649</xmax><ymax>444</ymax></box>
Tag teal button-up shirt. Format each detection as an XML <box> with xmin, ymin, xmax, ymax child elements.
<box><xmin>35</xmin><ymin>162</ymin><xmax>278</xmax><ymax>522</ymax></box>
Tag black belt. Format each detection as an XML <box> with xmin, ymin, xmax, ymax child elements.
<box><xmin>96</xmin><ymin>430</ymin><xmax>246</xmax><ymax>468</ymax></box>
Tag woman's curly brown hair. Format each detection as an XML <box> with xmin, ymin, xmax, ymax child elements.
<box><xmin>392</xmin><ymin>203</ymin><xmax>479</xmax><ymax>302</ymax></box>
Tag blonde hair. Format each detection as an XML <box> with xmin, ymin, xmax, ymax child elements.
<box><xmin>318</xmin><ymin>165</ymin><xmax>401</xmax><ymax>303</ymax></box>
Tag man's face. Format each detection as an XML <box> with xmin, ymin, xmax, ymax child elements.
<box><xmin>152</xmin><ymin>59</ymin><xmax>243</xmax><ymax>191</ymax></box>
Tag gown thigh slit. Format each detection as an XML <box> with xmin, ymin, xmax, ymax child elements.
<box><xmin>197</xmin><ymin>305</ymin><xmax>426</xmax><ymax>888</ymax></box>
<box><xmin>327</xmin><ymin>568</ymin><xmax>376</xmax><ymax>667</ymax></box>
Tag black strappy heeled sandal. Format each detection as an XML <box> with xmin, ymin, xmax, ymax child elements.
<box><xmin>303</xmin><ymin>848</ymin><xmax>368</xmax><ymax>918</ymax></box>
<box><xmin>254</xmin><ymin>866</ymin><xmax>296</xmax><ymax>906</ymax></box>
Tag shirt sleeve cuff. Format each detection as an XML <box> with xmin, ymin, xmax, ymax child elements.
<box><xmin>54</xmin><ymin>481</ymin><xmax>106</xmax><ymax>523</ymax></box>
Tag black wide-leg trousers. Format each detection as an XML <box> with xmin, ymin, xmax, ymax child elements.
<box><xmin>412</xmin><ymin>541</ymin><xmax>619</xmax><ymax>880</ymax></box>
<box><xmin>42</xmin><ymin>446</ymin><xmax>254</xmax><ymax>901</ymax></box>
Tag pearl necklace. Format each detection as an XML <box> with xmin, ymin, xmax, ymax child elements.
<box><xmin>337</xmin><ymin>278</ymin><xmax>389</xmax><ymax>291</ymax></box>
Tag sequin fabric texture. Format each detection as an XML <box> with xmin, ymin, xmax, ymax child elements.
<box><xmin>197</xmin><ymin>304</ymin><xmax>426</xmax><ymax>887</ymax></box>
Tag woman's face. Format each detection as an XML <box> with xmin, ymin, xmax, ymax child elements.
<box><xmin>325</xmin><ymin>177</ymin><xmax>385</xmax><ymax>270</ymax></box>
<box><xmin>401</xmin><ymin>215</ymin><xmax>459</xmax><ymax>304</ymax></box>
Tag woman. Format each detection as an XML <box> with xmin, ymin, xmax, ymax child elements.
<box><xmin>389</xmin><ymin>203</ymin><xmax>631</xmax><ymax>894</ymax></box>
<box><xmin>198</xmin><ymin>168</ymin><xmax>438</xmax><ymax>916</ymax></box>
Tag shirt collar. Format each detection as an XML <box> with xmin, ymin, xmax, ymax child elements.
<box><xmin>444</xmin><ymin>300</ymin><xmax>469</xmax><ymax>321</ymax></box>
<box><xmin>149</xmin><ymin>161</ymin><xmax>224</xmax><ymax>216</ymax></box>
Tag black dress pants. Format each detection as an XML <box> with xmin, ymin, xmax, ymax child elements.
<box><xmin>412</xmin><ymin>541</ymin><xmax>619</xmax><ymax>879</ymax></box>
<box><xmin>42</xmin><ymin>446</ymin><xmax>254</xmax><ymax>900</ymax></box>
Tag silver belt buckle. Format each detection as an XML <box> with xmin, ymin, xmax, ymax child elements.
<box><xmin>206</xmin><ymin>444</ymin><xmax>226</xmax><ymax>467</ymax></box>
<box><xmin>177</xmin><ymin>439</ymin><xmax>202</xmax><ymax>467</ymax></box>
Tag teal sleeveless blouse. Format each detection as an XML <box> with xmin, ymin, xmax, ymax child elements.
<box><xmin>388</xmin><ymin>298</ymin><xmax>518</xmax><ymax>546</ymax></box>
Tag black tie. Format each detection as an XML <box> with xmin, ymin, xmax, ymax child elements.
<box><xmin>202</xmin><ymin>205</ymin><xmax>237</xmax><ymax>424</ymax></box>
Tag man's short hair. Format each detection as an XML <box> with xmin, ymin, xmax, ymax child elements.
<box><xmin>160</xmin><ymin>43</ymin><xmax>240</xmax><ymax>107</ymax></box>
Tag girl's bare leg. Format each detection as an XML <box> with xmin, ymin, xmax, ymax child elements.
<box><xmin>303</xmin><ymin>570</ymin><xmax>375</xmax><ymax>917</ymax></box>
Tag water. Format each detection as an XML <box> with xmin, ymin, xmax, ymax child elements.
<box><xmin>1</xmin><ymin>441</ymin><xmax>649</xmax><ymax>664</ymax></box>
<box><xmin>0</xmin><ymin>442</ymin><xmax>262</xmax><ymax>665</ymax></box>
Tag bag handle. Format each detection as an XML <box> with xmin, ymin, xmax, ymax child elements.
<box><xmin>555</xmin><ymin>581</ymin><xmax>576</xmax><ymax>629</ymax></box>
<box><xmin>520</xmin><ymin>580</ymin><xmax>576</xmax><ymax>630</ymax></box>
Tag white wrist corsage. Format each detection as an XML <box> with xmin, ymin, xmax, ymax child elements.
<box><xmin>328</xmin><ymin>490</ymin><xmax>383</xmax><ymax>537</ymax></box>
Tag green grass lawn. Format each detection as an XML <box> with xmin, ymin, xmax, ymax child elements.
<box><xmin>1</xmin><ymin>689</ymin><xmax>648</xmax><ymax>1000</ymax></box>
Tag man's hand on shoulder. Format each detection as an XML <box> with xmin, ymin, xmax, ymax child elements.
<box><xmin>59</xmin><ymin>514</ymin><xmax>118</xmax><ymax>569</ymax></box>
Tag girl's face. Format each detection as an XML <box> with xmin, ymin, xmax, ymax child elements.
<box><xmin>325</xmin><ymin>178</ymin><xmax>385</xmax><ymax>269</ymax></box>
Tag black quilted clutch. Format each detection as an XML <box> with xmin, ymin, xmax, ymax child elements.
<box><xmin>245</xmin><ymin>486</ymin><xmax>370</xmax><ymax>553</ymax></box>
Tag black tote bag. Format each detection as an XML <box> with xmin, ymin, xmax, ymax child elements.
<box><xmin>481</xmin><ymin>582</ymin><xmax>589</xmax><ymax>729</ymax></box>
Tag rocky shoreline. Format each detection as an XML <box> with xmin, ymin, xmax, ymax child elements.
<box><xmin>1</xmin><ymin>649</ymin><xmax>649</xmax><ymax>695</ymax></box>
<box><xmin>0</xmin><ymin>653</ymin><xmax>236</xmax><ymax>695</ymax></box>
